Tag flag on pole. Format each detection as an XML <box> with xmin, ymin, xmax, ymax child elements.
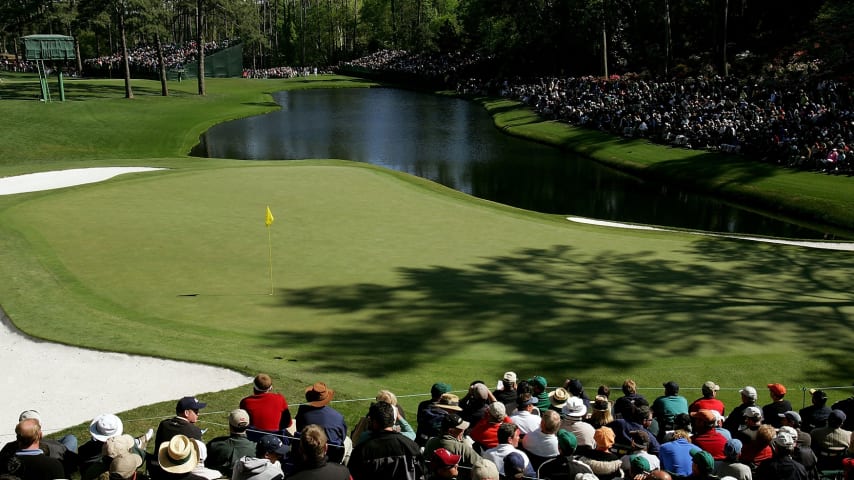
<box><xmin>265</xmin><ymin>206</ymin><xmax>274</xmax><ymax>227</ymax></box>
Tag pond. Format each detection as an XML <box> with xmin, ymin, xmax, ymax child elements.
<box><xmin>192</xmin><ymin>87</ymin><xmax>843</xmax><ymax>239</ymax></box>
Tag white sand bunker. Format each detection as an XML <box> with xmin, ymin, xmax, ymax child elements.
<box><xmin>0</xmin><ymin>167</ymin><xmax>251</xmax><ymax>438</ymax></box>
<box><xmin>0</xmin><ymin>309</ymin><xmax>251</xmax><ymax>436</ymax></box>
<box><xmin>0</xmin><ymin>167</ymin><xmax>165</xmax><ymax>195</ymax></box>
<box><xmin>567</xmin><ymin>216</ymin><xmax>854</xmax><ymax>251</ymax></box>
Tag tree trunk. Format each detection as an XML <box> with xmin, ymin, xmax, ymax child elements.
<box><xmin>722</xmin><ymin>0</ymin><xmax>729</xmax><ymax>76</ymax></box>
<box><xmin>156</xmin><ymin>32</ymin><xmax>169</xmax><ymax>96</ymax></box>
<box><xmin>119</xmin><ymin>10</ymin><xmax>134</xmax><ymax>99</ymax></box>
<box><xmin>196</xmin><ymin>0</ymin><xmax>206</xmax><ymax>96</ymax></box>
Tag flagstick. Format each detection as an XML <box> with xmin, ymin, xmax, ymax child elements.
<box><xmin>267</xmin><ymin>226</ymin><xmax>274</xmax><ymax>295</ymax></box>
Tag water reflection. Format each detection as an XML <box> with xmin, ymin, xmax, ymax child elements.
<box><xmin>192</xmin><ymin>88</ymin><xmax>843</xmax><ymax>239</ymax></box>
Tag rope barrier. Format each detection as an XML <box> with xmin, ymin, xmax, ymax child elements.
<box><xmin>4</xmin><ymin>383</ymin><xmax>852</xmax><ymax>441</ymax></box>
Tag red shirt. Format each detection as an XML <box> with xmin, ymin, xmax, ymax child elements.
<box><xmin>689</xmin><ymin>398</ymin><xmax>725</xmax><ymax>415</ymax></box>
<box><xmin>240</xmin><ymin>392</ymin><xmax>290</xmax><ymax>431</ymax></box>
<box><xmin>692</xmin><ymin>429</ymin><xmax>728</xmax><ymax>460</ymax></box>
<box><xmin>470</xmin><ymin>415</ymin><xmax>512</xmax><ymax>449</ymax></box>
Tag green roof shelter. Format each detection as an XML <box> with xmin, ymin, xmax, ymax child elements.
<box><xmin>19</xmin><ymin>34</ymin><xmax>76</xmax><ymax>102</ymax></box>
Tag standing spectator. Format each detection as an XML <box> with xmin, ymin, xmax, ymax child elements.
<box><xmin>240</xmin><ymin>374</ymin><xmax>292</xmax><ymax>441</ymax></box>
<box><xmin>288</xmin><ymin>424</ymin><xmax>351</xmax><ymax>480</ymax></box>
<box><xmin>205</xmin><ymin>409</ymin><xmax>257</xmax><ymax>477</ymax></box>
<box><xmin>762</xmin><ymin>383</ymin><xmax>793</xmax><ymax>428</ymax></box>
<box><xmin>296</xmin><ymin>382</ymin><xmax>347</xmax><ymax>464</ymax></box>
<box><xmin>689</xmin><ymin>381</ymin><xmax>725</xmax><ymax>416</ymax></box>
<box><xmin>155</xmin><ymin>397</ymin><xmax>207</xmax><ymax>447</ymax></box>
<box><xmin>348</xmin><ymin>401</ymin><xmax>425</xmax><ymax>480</ymax></box>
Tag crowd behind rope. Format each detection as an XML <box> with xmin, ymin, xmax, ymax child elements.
<box><xmin>341</xmin><ymin>50</ymin><xmax>854</xmax><ymax>174</ymax></box>
<box><xmin>82</xmin><ymin>40</ymin><xmax>237</xmax><ymax>75</ymax></box>
<box><xmin>3</xmin><ymin>373</ymin><xmax>854</xmax><ymax>480</ymax></box>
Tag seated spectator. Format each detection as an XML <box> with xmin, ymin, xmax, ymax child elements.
<box><xmin>615</xmin><ymin>379</ymin><xmax>646</xmax><ymax>419</ymax></box>
<box><xmin>537</xmin><ymin>429</ymin><xmax>595</xmax><ymax>479</ymax></box>
<box><xmin>690</xmin><ymin>448</ymin><xmax>717</xmax><ymax>480</ymax></box>
<box><xmin>424</xmin><ymin>413</ymin><xmax>481</xmax><ymax>472</ymax></box>
<box><xmin>295</xmin><ymin>382</ymin><xmax>347</xmax><ymax>464</ymax></box>
<box><xmin>428</xmin><ymin>448</ymin><xmax>460</xmax><ymax>480</ymax></box>
<box><xmin>521</xmin><ymin>410</ymin><xmax>561</xmax><ymax>468</ymax></box>
<box><xmin>155</xmin><ymin>397</ymin><xmax>207</xmax><ymax>447</ymax></box>
<box><xmin>619</xmin><ymin>430</ymin><xmax>660</xmax><ymax>475</ymax></box>
<box><xmin>0</xmin><ymin>417</ymin><xmax>65</xmax><ymax>480</ymax></box>
<box><xmin>493</xmin><ymin>372</ymin><xmax>518</xmax><ymax>414</ymax></box>
<box><xmin>608</xmin><ymin>404</ymin><xmax>661</xmax><ymax>455</ymax></box>
<box><xmin>0</xmin><ymin>410</ymin><xmax>78</xmax><ymax>478</ymax></box>
<box><xmin>565</xmin><ymin>378</ymin><xmax>591</xmax><ymax>412</ymax></box>
<box><xmin>470</xmin><ymin>458</ymin><xmax>499</xmax><ymax>480</ymax></box>
<box><xmin>502</xmin><ymin>452</ymin><xmax>528</xmax><ymax>479</ymax></box>
<box><xmin>713</xmin><ymin>438</ymin><xmax>752</xmax><ymax>480</ymax></box>
<box><xmin>754</xmin><ymin>431</ymin><xmax>808</xmax><ymax>480</ymax></box>
<box><xmin>830</xmin><ymin>387</ymin><xmax>854</xmax><ymax>431</ymax></box>
<box><xmin>348</xmin><ymin>401</ymin><xmax>424</xmax><ymax>480</ymax></box>
<box><xmin>256</xmin><ymin>435</ymin><xmax>290</xmax><ymax>473</ymax></box>
<box><xmin>799</xmin><ymin>389</ymin><xmax>831</xmax><ymax>433</ymax></box>
<box><xmin>735</xmin><ymin>406</ymin><xmax>763</xmax><ymax>444</ymax></box>
<box><xmin>205</xmin><ymin>409</ymin><xmax>257</xmax><ymax>477</ymax></box>
<box><xmin>157</xmin><ymin>435</ymin><xmax>203</xmax><ymax>479</ymax></box>
<box><xmin>573</xmin><ymin>427</ymin><xmax>623</xmax><ymax>479</ymax></box>
<box><xmin>416</xmin><ymin>384</ymin><xmax>452</xmax><ymax>446</ymax></box>
<box><xmin>739</xmin><ymin>424</ymin><xmax>775</xmax><ymax>468</ymax></box>
<box><xmin>470</xmin><ymin>402</ymin><xmax>512</xmax><ymax>450</ymax></box>
<box><xmin>547</xmin><ymin>388</ymin><xmax>570</xmax><ymax>415</ymax></box>
<box><xmin>724</xmin><ymin>386</ymin><xmax>758</xmax><ymax>436</ymax></box>
<box><xmin>762</xmin><ymin>383</ymin><xmax>793</xmax><ymax>428</ymax></box>
<box><xmin>779</xmin><ymin>411</ymin><xmax>811</xmax><ymax>448</ymax></box>
<box><xmin>652</xmin><ymin>381</ymin><xmax>689</xmax><ymax>437</ymax></box>
<box><xmin>560</xmin><ymin>397</ymin><xmax>596</xmax><ymax>448</ymax></box>
<box><xmin>587</xmin><ymin>396</ymin><xmax>614</xmax><ymax>429</ymax></box>
<box><xmin>287</xmin><ymin>424</ymin><xmax>350</xmax><ymax>480</ymax></box>
<box><xmin>510</xmin><ymin>394</ymin><xmax>541</xmax><ymax>434</ymax></box>
<box><xmin>460</xmin><ymin>381</ymin><xmax>492</xmax><ymax>426</ymax></box>
<box><xmin>689</xmin><ymin>381</ymin><xmax>725</xmax><ymax>416</ymax></box>
<box><xmin>481</xmin><ymin>423</ymin><xmax>534</xmax><ymax>477</ymax></box>
<box><xmin>79</xmin><ymin>414</ymin><xmax>126</xmax><ymax>475</ymax></box>
<box><xmin>529</xmin><ymin>376</ymin><xmax>550</xmax><ymax>412</ymax></box>
<box><xmin>811</xmin><ymin>409</ymin><xmax>851</xmax><ymax>471</ymax></box>
<box><xmin>239</xmin><ymin>374</ymin><xmax>292</xmax><ymax>441</ymax></box>
<box><xmin>691</xmin><ymin>409</ymin><xmax>728</xmax><ymax>460</ymax></box>
<box><xmin>232</xmin><ymin>455</ymin><xmax>284</xmax><ymax>480</ymax></box>
<box><xmin>658</xmin><ymin>428</ymin><xmax>695</xmax><ymax>478</ymax></box>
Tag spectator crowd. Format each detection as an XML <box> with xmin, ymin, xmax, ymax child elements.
<box><xmin>3</xmin><ymin>373</ymin><xmax>854</xmax><ymax>480</ymax></box>
<box><xmin>82</xmin><ymin>40</ymin><xmax>237</xmax><ymax>76</ymax></box>
<box><xmin>339</xmin><ymin>50</ymin><xmax>854</xmax><ymax>175</ymax></box>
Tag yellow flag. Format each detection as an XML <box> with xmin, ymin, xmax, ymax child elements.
<box><xmin>265</xmin><ymin>206</ymin><xmax>274</xmax><ymax>227</ymax></box>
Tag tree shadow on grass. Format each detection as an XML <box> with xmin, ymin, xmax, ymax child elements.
<box><xmin>266</xmin><ymin>239</ymin><xmax>854</xmax><ymax>381</ymax></box>
<box><xmin>0</xmin><ymin>80</ymin><xmax>190</xmax><ymax>101</ymax></box>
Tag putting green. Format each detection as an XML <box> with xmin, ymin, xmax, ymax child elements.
<box><xmin>2</xmin><ymin>160</ymin><xmax>853</xmax><ymax>404</ymax></box>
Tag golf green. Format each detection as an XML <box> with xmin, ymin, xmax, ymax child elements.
<box><xmin>2</xmin><ymin>161</ymin><xmax>852</xmax><ymax>406</ymax></box>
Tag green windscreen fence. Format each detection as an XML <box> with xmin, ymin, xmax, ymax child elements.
<box><xmin>177</xmin><ymin>43</ymin><xmax>243</xmax><ymax>79</ymax></box>
<box><xmin>20</xmin><ymin>35</ymin><xmax>75</xmax><ymax>61</ymax></box>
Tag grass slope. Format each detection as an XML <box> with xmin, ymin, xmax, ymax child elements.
<box><xmin>0</xmin><ymin>75</ymin><xmax>853</xmax><ymax>442</ymax></box>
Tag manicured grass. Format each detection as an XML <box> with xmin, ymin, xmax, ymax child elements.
<box><xmin>0</xmin><ymin>76</ymin><xmax>853</xmax><ymax>444</ymax></box>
